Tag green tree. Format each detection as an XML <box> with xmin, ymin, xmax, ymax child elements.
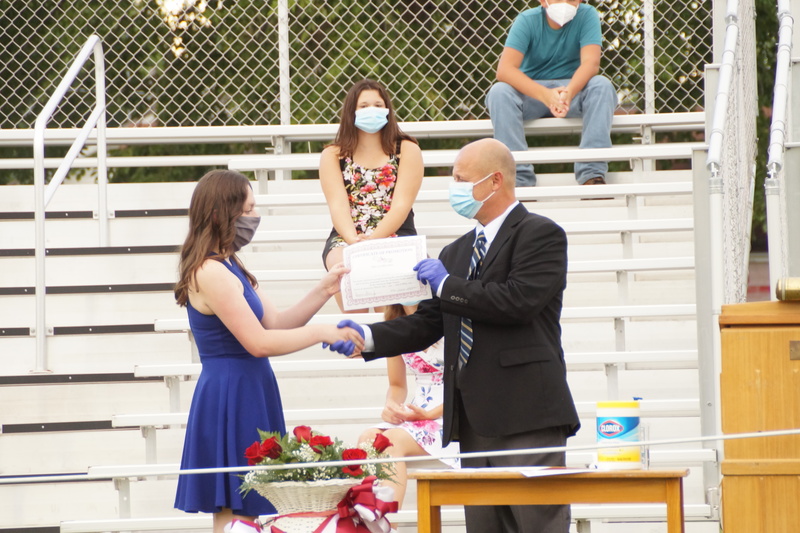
<box><xmin>752</xmin><ymin>0</ymin><xmax>778</xmax><ymax>251</ymax></box>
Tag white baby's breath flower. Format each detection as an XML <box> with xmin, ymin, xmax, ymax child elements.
<box><xmin>298</xmin><ymin>443</ymin><xmax>317</xmax><ymax>462</ymax></box>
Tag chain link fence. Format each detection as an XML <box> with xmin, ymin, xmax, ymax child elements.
<box><xmin>0</xmin><ymin>0</ymin><xmax>711</xmax><ymax>129</ymax></box>
<box><xmin>720</xmin><ymin>0</ymin><xmax>758</xmax><ymax>304</ymax></box>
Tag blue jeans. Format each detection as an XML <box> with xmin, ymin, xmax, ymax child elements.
<box><xmin>485</xmin><ymin>76</ymin><xmax>617</xmax><ymax>186</ymax></box>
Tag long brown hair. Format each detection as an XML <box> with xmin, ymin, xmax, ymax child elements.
<box><xmin>330</xmin><ymin>79</ymin><xmax>417</xmax><ymax>160</ymax></box>
<box><xmin>174</xmin><ymin>170</ymin><xmax>258</xmax><ymax>307</ymax></box>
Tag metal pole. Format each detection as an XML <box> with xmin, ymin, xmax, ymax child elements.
<box><xmin>765</xmin><ymin>169</ymin><xmax>787</xmax><ymax>296</ymax></box>
<box><xmin>94</xmin><ymin>40</ymin><xmax>109</xmax><ymax>246</ymax></box>
<box><xmin>765</xmin><ymin>1</ymin><xmax>794</xmax><ymax>289</ymax></box>
<box><xmin>692</xmin><ymin>148</ymin><xmax>722</xmax><ymax>516</ymax></box>
<box><xmin>276</xmin><ymin>0</ymin><xmax>292</xmax><ymax>182</ymax></box>
<box><xmin>32</xmin><ymin>117</ymin><xmax>48</xmax><ymax>373</ymax></box>
<box><xmin>278</xmin><ymin>0</ymin><xmax>291</xmax><ymax>126</ymax></box>
<box><xmin>643</xmin><ymin>0</ymin><xmax>656</xmax><ymax>114</ymax></box>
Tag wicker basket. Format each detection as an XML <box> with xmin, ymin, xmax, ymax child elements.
<box><xmin>254</xmin><ymin>478</ymin><xmax>360</xmax><ymax>533</ymax></box>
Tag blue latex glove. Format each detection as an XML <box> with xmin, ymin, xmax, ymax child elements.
<box><xmin>323</xmin><ymin>319</ymin><xmax>365</xmax><ymax>356</ymax></box>
<box><xmin>413</xmin><ymin>258</ymin><xmax>448</xmax><ymax>290</ymax></box>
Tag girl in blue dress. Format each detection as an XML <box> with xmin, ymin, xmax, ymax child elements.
<box><xmin>173</xmin><ymin>170</ymin><xmax>363</xmax><ymax>533</ymax></box>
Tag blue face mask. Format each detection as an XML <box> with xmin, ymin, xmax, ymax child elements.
<box><xmin>354</xmin><ymin>107</ymin><xmax>389</xmax><ymax>134</ymax></box>
<box><xmin>448</xmin><ymin>172</ymin><xmax>496</xmax><ymax>219</ymax></box>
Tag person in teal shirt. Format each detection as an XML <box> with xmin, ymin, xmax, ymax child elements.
<box><xmin>486</xmin><ymin>0</ymin><xmax>617</xmax><ymax>187</ymax></box>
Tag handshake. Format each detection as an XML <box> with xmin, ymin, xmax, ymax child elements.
<box><xmin>323</xmin><ymin>319</ymin><xmax>365</xmax><ymax>357</ymax></box>
<box><xmin>321</xmin><ymin>258</ymin><xmax>450</xmax><ymax>356</ymax></box>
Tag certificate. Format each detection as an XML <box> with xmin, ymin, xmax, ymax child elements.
<box><xmin>340</xmin><ymin>235</ymin><xmax>432</xmax><ymax>311</ymax></box>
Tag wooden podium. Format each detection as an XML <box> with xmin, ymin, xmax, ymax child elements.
<box><xmin>719</xmin><ymin>301</ymin><xmax>800</xmax><ymax>533</ymax></box>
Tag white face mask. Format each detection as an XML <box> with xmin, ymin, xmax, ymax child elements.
<box><xmin>546</xmin><ymin>2</ymin><xmax>578</xmax><ymax>26</ymax></box>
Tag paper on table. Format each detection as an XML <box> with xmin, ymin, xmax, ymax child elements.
<box><xmin>340</xmin><ymin>235</ymin><xmax>432</xmax><ymax>311</ymax></box>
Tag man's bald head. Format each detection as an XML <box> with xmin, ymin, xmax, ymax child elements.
<box><xmin>451</xmin><ymin>139</ymin><xmax>517</xmax><ymax>225</ymax></box>
<box><xmin>455</xmin><ymin>138</ymin><xmax>516</xmax><ymax>192</ymax></box>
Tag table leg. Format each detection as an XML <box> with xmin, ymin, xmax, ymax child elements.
<box><xmin>415</xmin><ymin>479</ymin><xmax>441</xmax><ymax>533</ymax></box>
<box><xmin>664</xmin><ymin>478</ymin><xmax>686</xmax><ymax>533</ymax></box>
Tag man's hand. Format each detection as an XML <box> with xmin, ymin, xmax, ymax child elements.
<box><xmin>548</xmin><ymin>86</ymin><xmax>569</xmax><ymax>118</ymax></box>
<box><xmin>413</xmin><ymin>259</ymin><xmax>448</xmax><ymax>290</ymax></box>
<box><xmin>323</xmin><ymin>319</ymin><xmax>365</xmax><ymax>356</ymax></box>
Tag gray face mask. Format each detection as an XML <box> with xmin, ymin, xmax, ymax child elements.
<box><xmin>233</xmin><ymin>216</ymin><xmax>261</xmax><ymax>251</ymax></box>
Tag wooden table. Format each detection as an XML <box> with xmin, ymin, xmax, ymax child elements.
<box><xmin>409</xmin><ymin>468</ymin><xmax>688</xmax><ymax>533</ymax></box>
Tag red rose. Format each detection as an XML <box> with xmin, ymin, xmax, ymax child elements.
<box><xmin>244</xmin><ymin>441</ymin><xmax>265</xmax><ymax>465</ymax></box>
<box><xmin>259</xmin><ymin>437</ymin><xmax>282</xmax><ymax>459</ymax></box>
<box><xmin>309</xmin><ymin>435</ymin><xmax>333</xmax><ymax>453</ymax></box>
<box><xmin>293</xmin><ymin>425</ymin><xmax>313</xmax><ymax>443</ymax></box>
<box><xmin>372</xmin><ymin>433</ymin><xmax>392</xmax><ymax>453</ymax></box>
<box><xmin>342</xmin><ymin>448</ymin><xmax>368</xmax><ymax>477</ymax></box>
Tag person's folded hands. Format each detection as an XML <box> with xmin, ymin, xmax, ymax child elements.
<box><xmin>413</xmin><ymin>258</ymin><xmax>448</xmax><ymax>290</ymax></box>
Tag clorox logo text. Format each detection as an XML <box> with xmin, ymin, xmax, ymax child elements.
<box><xmin>599</xmin><ymin>420</ymin><xmax>624</xmax><ymax>437</ymax></box>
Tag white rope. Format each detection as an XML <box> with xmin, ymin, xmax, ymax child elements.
<box><xmin>2</xmin><ymin>427</ymin><xmax>799</xmax><ymax>485</ymax></box>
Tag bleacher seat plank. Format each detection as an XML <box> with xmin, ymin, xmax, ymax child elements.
<box><xmin>248</xmin><ymin>257</ymin><xmax>695</xmax><ymax>284</ymax></box>
<box><xmin>134</xmin><ymin>349</ymin><xmax>698</xmax><ymax>383</ymax></box>
<box><xmin>111</xmin><ymin>398</ymin><xmax>699</xmax><ymax>431</ymax></box>
<box><xmin>250</xmin><ymin>218</ymin><xmax>694</xmax><ymax>244</ymax></box>
<box><xmin>1</xmin><ymin>112</ymin><xmax>704</xmax><ymax>147</ymax></box>
<box><xmin>58</xmin><ymin>502</ymin><xmax>713</xmax><ymax>533</ymax></box>
<box><xmin>154</xmin><ymin>304</ymin><xmax>695</xmax><ymax>335</ymax></box>
<box><xmin>255</xmin><ymin>181</ymin><xmax>693</xmax><ymax>208</ymax></box>
<box><xmin>57</xmin><ymin>504</ymin><xmax>713</xmax><ymax>533</ymax></box>
<box><xmin>229</xmin><ymin>143</ymin><xmax>704</xmax><ymax>175</ymax></box>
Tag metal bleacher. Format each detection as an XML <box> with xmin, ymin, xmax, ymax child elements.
<box><xmin>0</xmin><ymin>116</ymin><xmax>715</xmax><ymax>531</ymax></box>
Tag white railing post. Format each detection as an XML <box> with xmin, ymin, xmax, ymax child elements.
<box><xmin>765</xmin><ymin>0</ymin><xmax>793</xmax><ymax>294</ymax></box>
<box><xmin>31</xmin><ymin>35</ymin><xmax>107</xmax><ymax>372</ymax></box>
<box><xmin>95</xmin><ymin>41</ymin><xmax>109</xmax><ymax>246</ymax></box>
<box><xmin>643</xmin><ymin>0</ymin><xmax>656</xmax><ymax>114</ymax></box>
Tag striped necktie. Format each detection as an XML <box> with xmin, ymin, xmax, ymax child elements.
<box><xmin>459</xmin><ymin>231</ymin><xmax>487</xmax><ymax>368</ymax></box>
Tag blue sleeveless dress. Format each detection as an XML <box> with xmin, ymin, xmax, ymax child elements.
<box><xmin>175</xmin><ymin>259</ymin><xmax>284</xmax><ymax>516</ymax></box>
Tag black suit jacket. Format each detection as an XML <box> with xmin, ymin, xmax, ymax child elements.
<box><xmin>364</xmin><ymin>203</ymin><xmax>580</xmax><ymax>445</ymax></box>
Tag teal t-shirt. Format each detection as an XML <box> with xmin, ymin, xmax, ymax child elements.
<box><xmin>505</xmin><ymin>4</ymin><xmax>602</xmax><ymax>80</ymax></box>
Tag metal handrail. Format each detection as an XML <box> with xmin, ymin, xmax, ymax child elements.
<box><xmin>704</xmin><ymin>0</ymin><xmax>739</xmax><ymax>319</ymax></box>
<box><xmin>32</xmin><ymin>34</ymin><xmax>108</xmax><ymax>372</ymax></box>
<box><xmin>765</xmin><ymin>0</ymin><xmax>793</xmax><ymax>294</ymax></box>
<box><xmin>705</xmin><ymin>0</ymin><xmax>740</xmax><ymax>173</ymax></box>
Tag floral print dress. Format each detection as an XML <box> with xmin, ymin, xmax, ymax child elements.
<box><xmin>373</xmin><ymin>341</ymin><xmax>460</xmax><ymax>468</ymax></box>
<box><xmin>327</xmin><ymin>154</ymin><xmax>414</xmax><ymax>249</ymax></box>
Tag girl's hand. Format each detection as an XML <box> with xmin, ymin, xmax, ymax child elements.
<box><xmin>320</xmin><ymin>263</ymin><xmax>349</xmax><ymax>296</ymax></box>
<box><xmin>400</xmin><ymin>404</ymin><xmax>431</xmax><ymax>422</ymax></box>
<box><xmin>381</xmin><ymin>400</ymin><xmax>407</xmax><ymax>425</ymax></box>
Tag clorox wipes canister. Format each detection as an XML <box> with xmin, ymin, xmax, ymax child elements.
<box><xmin>596</xmin><ymin>400</ymin><xmax>641</xmax><ymax>470</ymax></box>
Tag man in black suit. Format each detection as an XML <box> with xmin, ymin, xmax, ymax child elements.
<box><xmin>335</xmin><ymin>138</ymin><xmax>580</xmax><ymax>532</ymax></box>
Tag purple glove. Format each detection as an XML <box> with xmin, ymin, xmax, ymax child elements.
<box><xmin>323</xmin><ymin>319</ymin><xmax>365</xmax><ymax>356</ymax></box>
<box><xmin>413</xmin><ymin>258</ymin><xmax>448</xmax><ymax>290</ymax></box>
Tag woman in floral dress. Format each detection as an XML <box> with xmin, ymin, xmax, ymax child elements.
<box><xmin>320</xmin><ymin>79</ymin><xmax>423</xmax><ymax>312</ymax></box>
<box><xmin>358</xmin><ymin>304</ymin><xmax>460</xmax><ymax>508</ymax></box>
